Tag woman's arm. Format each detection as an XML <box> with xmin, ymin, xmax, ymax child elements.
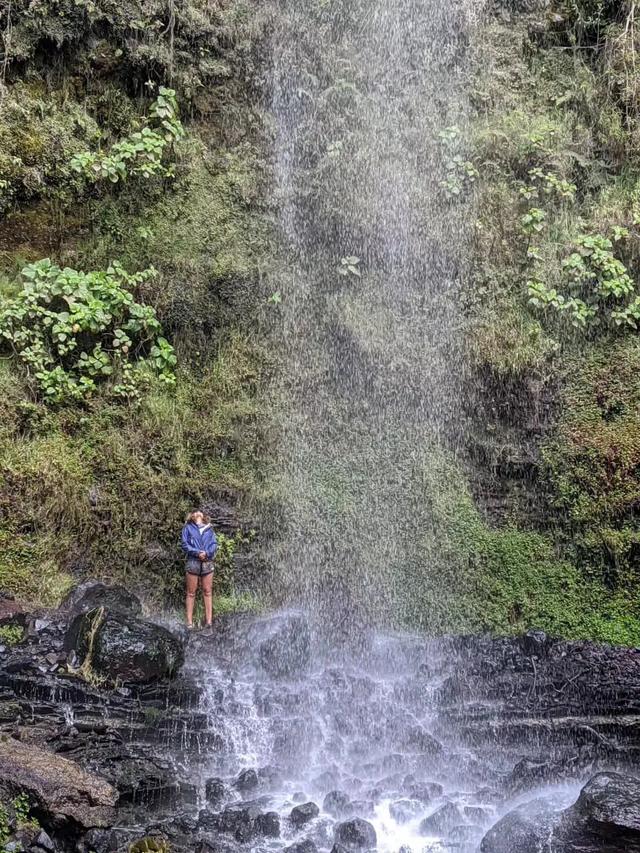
<box><xmin>205</xmin><ymin>530</ymin><xmax>218</xmax><ymax>561</ymax></box>
<box><xmin>181</xmin><ymin>525</ymin><xmax>201</xmax><ymax>558</ymax></box>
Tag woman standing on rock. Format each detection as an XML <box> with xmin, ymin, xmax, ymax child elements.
<box><xmin>181</xmin><ymin>510</ymin><xmax>217</xmax><ymax>629</ymax></box>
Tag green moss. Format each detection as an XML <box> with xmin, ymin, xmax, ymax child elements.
<box><xmin>542</xmin><ymin>338</ymin><xmax>640</xmax><ymax>586</ymax></box>
<box><xmin>401</xmin><ymin>449</ymin><xmax>640</xmax><ymax>644</ymax></box>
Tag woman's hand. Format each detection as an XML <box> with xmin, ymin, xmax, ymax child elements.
<box><xmin>198</xmin><ymin>550</ymin><xmax>206</xmax><ymax>561</ymax></box>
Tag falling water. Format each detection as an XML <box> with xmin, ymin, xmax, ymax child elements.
<box><xmin>267</xmin><ymin>0</ymin><xmax>481</xmax><ymax>626</ymax></box>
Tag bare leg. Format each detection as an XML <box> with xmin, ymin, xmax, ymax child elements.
<box><xmin>185</xmin><ymin>572</ymin><xmax>198</xmax><ymax>627</ymax></box>
<box><xmin>202</xmin><ymin>573</ymin><xmax>213</xmax><ymax>626</ymax></box>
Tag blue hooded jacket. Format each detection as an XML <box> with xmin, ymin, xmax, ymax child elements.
<box><xmin>181</xmin><ymin>522</ymin><xmax>217</xmax><ymax>561</ymax></box>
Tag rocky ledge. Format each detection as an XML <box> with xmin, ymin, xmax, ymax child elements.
<box><xmin>0</xmin><ymin>587</ymin><xmax>639</xmax><ymax>853</ymax></box>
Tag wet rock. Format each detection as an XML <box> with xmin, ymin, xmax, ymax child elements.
<box><xmin>61</xmin><ymin>581</ymin><xmax>142</xmax><ymax>619</ymax></box>
<box><xmin>284</xmin><ymin>841</ymin><xmax>317</xmax><ymax>853</ymax></box>
<box><xmin>30</xmin><ymin>829</ymin><xmax>55</xmax><ymax>852</ymax></box>
<box><xmin>258</xmin><ymin>614</ymin><xmax>311</xmax><ymax>679</ymax></box>
<box><xmin>519</xmin><ymin>629</ymin><xmax>551</xmax><ymax>657</ymax></box>
<box><xmin>66</xmin><ymin>608</ymin><xmax>184</xmax><ymax>684</ymax></box>
<box><xmin>205</xmin><ymin>777</ymin><xmax>226</xmax><ymax>806</ymax></box>
<box><xmin>290</xmin><ymin>801</ymin><xmax>319</xmax><ymax>826</ymax></box>
<box><xmin>234</xmin><ymin>768</ymin><xmax>259</xmax><ymax>792</ymax></box>
<box><xmin>464</xmin><ymin>805</ymin><xmax>490</xmax><ymax>824</ymax></box>
<box><xmin>420</xmin><ymin>802</ymin><xmax>463</xmax><ymax>835</ymax></box>
<box><xmin>76</xmin><ymin>828</ymin><xmax>120</xmax><ymax>853</ymax></box>
<box><xmin>395</xmin><ymin>724</ymin><xmax>443</xmax><ymax>755</ymax></box>
<box><xmin>0</xmin><ymin>737</ymin><xmax>117</xmax><ymax>829</ymax></box>
<box><xmin>407</xmin><ymin>781</ymin><xmax>444</xmax><ymax>803</ymax></box>
<box><xmin>557</xmin><ymin>772</ymin><xmax>640</xmax><ymax>849</ymax></box>
<box><xmin>255</xmin><ymin>811</ymin><xmax>280</xmax><ymax>837</ymax></box>
<box><xmin>323</xmin><ymin>790</ymin><xmax>353</xmax><ymax>818</ymax></box>
<box><xmin>334</xmin><ymin>818</ymin><xmax>377</xmax><ymax>850</ymax></box>
<box><xmin>480</xmin><ymin>797</ymin><xmax>560</xmax><ymax>853</ymax></box>
<box><xmin>389</xmin><ymin>799</ymin><xmax>423</xmax><ymax>824</ymax></box>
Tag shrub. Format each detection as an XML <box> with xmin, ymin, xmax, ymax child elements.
<box><xmin>0</xmin><ymin>259</ymin><xmax>176</xmax><ymax>403</ymax></box>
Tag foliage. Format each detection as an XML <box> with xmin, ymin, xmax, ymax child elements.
<box><xmin>0</xmin><ymin>259</ymin><xmax>176</xmax><ymax>403</ymax></box>
<box><xmin>438</xmin><ymin>126</ymin><xmax>479</xmax><ymax>199</ymax></box>
<box><xmin>0</xmin><ymin>625</ymin><xmax>24</xmax><ymax>646</ymax></box>
<box><xmin>70</xmin><ymin>89</ymin><xmax>184</xmax><ymax>186</ymax></box>
<box><xmin>527</xmin><ymin>232</ymin><xmax>640</xmax><ymax>329</ymax></box>
<box><xmin>129</xmin><ymin>837</ymin><xmax>170</xmax><ymax>853</ymax></box>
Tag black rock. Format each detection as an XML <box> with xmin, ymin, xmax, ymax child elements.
<box><xmin>65</xmin><ymin>608</ymin><xmax>184</xmax><ymax>684</ymax></box>
<box><xmin>234</xmin><ymin>768</ymin><xmax>259</xmax><ymax>792</ymax></box>
<box><xmin>291</xmin><ymin>802</ymin><xmax>319</xmax><ymax>827</ymax></box>
<box><xmin>480</xmin><ymin>797</ymin><xmax>561</xmax><ymax>853</ymax></box>
<box><xmin>205</xmin><ymin>777</ymin><xmax>226</xmax><ymax>806</ymax></box>
<box><xmin>520</xmin><ymin>629</ymin><xmax>551</xmax><ymax>657</ymax></box>
<box><xmin>30</xmin><ymin>830</ymin><xmax>54</xmax><ymax>852</ymax></box>
<box><xmin>420</xmin><ymin>802</ymin><xmax>463</xmax><ymax>835</ymax></box>
<box><xmin>323</xmin><ymin>790</ymin><xmax>353</xmax><ymax>818</ymax></box>
<box><xmin>259</xmin><ymin>614</ymin><xmax>311</xmax><ymax>679</ymax></box>
<box><xmin>284</xmin><ymin>841</ymin><xmax>317</xmax><ymax>853</ymax></box>
<box><xmin>334</xmin><ymin>818</ymin><xmax>377</xmax><ymax>849</ymax></box>
<box><xmin>255</xmin><ymin>811</ymin><xmax>280</xmax><ymax>837</ymax></box>
<box><xmin>389</xmin><ymin>799</ymin><xmax>423</xmax><ymax>824</ymax></box>
<box><xmin>558</xmin><ymin>772</ymin><xmax>640</xmax><ymax>849</ymax></box>
<box><xmin>61</xmin><ymin>582</ymin><xmax>142</xmax><ymax>618</ymax></box>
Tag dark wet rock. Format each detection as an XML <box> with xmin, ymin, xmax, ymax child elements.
<box><xmin>258</xmin><ymin>613</ymin><xmax>311</xmax><ymax>679</ymax></box>
<box><xmin>234</xmin><ymin>768</ymin><xmax>259</xmax><ymax>792</ymax></box>
<box><xmin>420</xmin><ymin>802</ymin><xmax>464</xmax><ymax>835</ymax></box>
<box><xmin>204</xmin><ymin>804</ymin><xmax>261</xmax><ymax>843</ymax></box>
<box><xmin>556</xmin><ymin>772</ymin><xmax>640</xmax><ymax>850</ymax></box>
<box><xmin>323</xmin><ymin>790</ymin><xmax>353</xmax><ymax>818</ymax></box>
<box><xmin>519</xmin><ymin>629</ymin><xmax>551</xmax><ymax>657</ymax></box>
<box><xmin>60</xmin><ymin>581</ymin><xmax>142</xmax><ymax>619</ymax></box>
<box><xmin>406</xmin><ymin>781</ymin><xmax>444</xmax><ymax>804</ymax></box>
<box><xmin>205</xmin><ymin>777</ymin><xmax>226</xmax><ymax>806</ymax></box>
<box><xmin>395</xmin><ymin>724</ymin><xmax>443</xmax><ymax>755</ymax></box>
<box><xmin>334</xmin><ymin>818</ymin><xmax>377</xmax><ymax>850</ymax></box>
<box><xmin>65</xmin><ymin>608</ymin><xmax>184</xmax><ymax>684</ymax></box>
<box><xmin>0</xmin><ymin>737</ymin><xmax>117</xmax><ymax>829</ymax></box>
<box><xmin>285</xmin><ymin>841</ymin><xmax>317</xmax><ymax>853</ymax></box>
<box><xmin>30</xmin><ymin>829</ymin><xmax>55</xmax><ymax>852</ymax></box>
<box><xmin>464</xmin><ymin>805</ymin><xmax>490</xmax><ymax>824</ymax></box>
<box><xmin>389</xmin><ymin>799</ymin><xmax>424</xmax><ymax>824</ymax></box>
<box><xmin>255</xmin><ymin>811</ymin><xmax>280</xmax><ymax>837</ymax></box>
<box><xmin>480</xmin><ymin>797</ymin><xmax>561</xmax><ymax>853</ymax></box>
<box><xmin>76</xmin><ymin>828</ymin><xmax>121</xmax><ymax>853</ymax></box>
<box><xmin>290</xmin><ymin>801</ymin><xmax>319</xmax><ymax>826</ymax></box>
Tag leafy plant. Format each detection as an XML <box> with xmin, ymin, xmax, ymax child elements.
<box><xmin>528</xmin><ymin>232</ymin><xmax>640</xmax><ymax>330</ymax></box>
<box><xmin>338</xmin><ymin>256</ymin><xmax>361</xmax><ymax>278</ymax></box>
<box><xmin>438</xmin><ymin>125</ymin><xmax>479</xmax><ymax>199</ymax></box>
<box><xmin>70</xmin><ymin>88</ymin><xmax>184</xmax><ymax>186</ymax></box>
<box><xmin>0</xmin><ymin>625</ymin><xmax>23</xmax><ymax>646</ymax></box>
<box><xmin>0</xmin><ymin>259</ymin><xmax>176</xmax><ymax>404</ymax></box>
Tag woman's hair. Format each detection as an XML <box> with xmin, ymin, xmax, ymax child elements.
<box><xmin>185</xmin><ymin>509</ymin><xmax>211</xmax><ymax>524</ymax></box>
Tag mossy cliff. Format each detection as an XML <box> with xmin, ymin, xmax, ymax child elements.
<box><xmin>1</xmin><ymin>0</ymin><xmax>640</xmax><ymax>642</ymax></box>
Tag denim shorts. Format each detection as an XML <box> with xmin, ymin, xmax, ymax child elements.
<box><xmin>186</xmin><ymin>559</ymin><xmax>214</xmax><ymax>577</ymax></box>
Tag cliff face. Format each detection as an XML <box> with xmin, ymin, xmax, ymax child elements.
<box><xmin>1</xmin><ymin>0</ymin><xmax>640</xmax><ymax>642</ymax></box>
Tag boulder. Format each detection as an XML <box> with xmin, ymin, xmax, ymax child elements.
<box><xmin>558</xmin><ymin>772</ymin><xmax>640</xmax><ymax>850</ymax></box>
<box><xmin>480</xmin><ymin>797</ymin><xmax>561</xmax><ymax>853</ymax></box>
<box><xmin>65</xmin><ymin>608</ymin><xmax>184</xmax><ymax>684</ymax></box>
<box><xmin>60</xmin><ymin>582</ymin><xmax>142</xmax><ymax>618</ymax></box>
<box><xmin>290</xmin><ymin>802</ymin><xmax>319</xmax><ymax>826</ymax></box>
<box><xmin>205</xmin><ymin>777</ymin><xmax>226</xmax><ymax>806</ymax></box>
<box><xmin>0</xmin><ymin>595</ymin><xmax>27</xmax><ymax>628</ymax></box>
<box><xmin>389</xmin><ymin>799</ymin><xmax>423</xmax><ymax>824</ymax></box>
<box><xmin>323</xmin><ymin>790</ymin><xmax>353</xmax><ymax>818</ymax></box>
<box><xmin>420</xmin><ymin>802</ymin><xmax>464</xmax><ymax>835</ymax></box>
<box><xmin>284</xmin><ymin>841</ymin><xmax>317</xmax><ymax>853</ymax></box>
<box><xmin>259</xmin><ymin>614</ymin><xmax>311</xmax><ymax>679</ymax></box>
<box><xmin>334</xmin><ymin>818</ymin><xmax>377</xmax><ymax>850</ymax></box>
<box><xmin>255</xmin><ymin>811</ymin><xmax>280</xmax><ymax>837</ymax></box>
<box><xmin>234</xmin><ymin>768</ymin><xmax>259</xmax><ymax>793</ymax></box>
<box><xmin>0</xmin><ymin>738</ymin><xmax>117</xmax><ymax>829</ymax></box>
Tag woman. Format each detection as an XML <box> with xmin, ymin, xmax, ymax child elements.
<box><xmin>181</xmin><ymin>509</ymin><xmax>217</xmax><ymax>629</ymax></box>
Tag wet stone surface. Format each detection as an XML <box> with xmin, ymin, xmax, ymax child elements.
<box><xmin>1</xmin><ymin>594</ymin><xmax>640</xmax><ymax>852</ymax></box>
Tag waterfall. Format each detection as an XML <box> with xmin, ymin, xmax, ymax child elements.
<box><xmin>267</xmin><ymin>0</ymin><xmax>482</xmax><ymax>628</ymax></box>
